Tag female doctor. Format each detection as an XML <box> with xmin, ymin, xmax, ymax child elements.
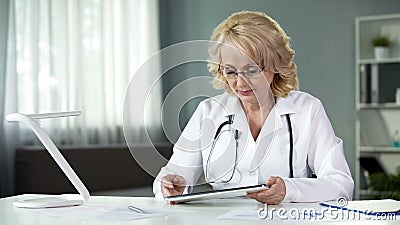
<box><xmin>153</xmin><ymin>11</ymin><xmax>354</xmax><ymax>204</ymax></box>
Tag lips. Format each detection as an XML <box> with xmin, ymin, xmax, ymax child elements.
<box><xmin>238</xmin><ymin>90</ymin><xmax>254</xmax><ymax>96</ymax></box>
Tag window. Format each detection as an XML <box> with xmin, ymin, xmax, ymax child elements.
<box><xmin>6</xmin><ymin>0</ymin><xmax>160</xmax><ymax>145</ymax></box>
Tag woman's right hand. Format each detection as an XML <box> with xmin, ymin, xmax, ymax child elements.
<box><xmin>161</xmin><ymin>174</ymin><xmax>187</xmax><ymax>204</ymax></box>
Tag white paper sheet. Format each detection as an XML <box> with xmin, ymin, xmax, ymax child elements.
<box><xmin>218</xmin><ymin>209</ymin><xmax>322</xmax><ymax>221</ymax></box>
<box><xmin>17</xmin><ymin>203</ymin><xmax>192</xmax><ymax>222</ymax></box>
<box><xmin>218</xmin><ymin>210</ymin><xmax>261</xmax><ymax>220</ymax></box>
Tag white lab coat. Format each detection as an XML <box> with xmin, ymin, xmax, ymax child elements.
<box><xmin>153</xmin><ymin>91</ymin><xmax>354</xmax><ymax>202</ymax></box>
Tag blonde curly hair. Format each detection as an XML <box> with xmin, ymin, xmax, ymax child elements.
<box><xmin>208</xmin><ymin>11</ymin><xmax>298</xmax><ymax>98</ymax></box>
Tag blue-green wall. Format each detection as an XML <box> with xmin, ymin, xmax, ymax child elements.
<box><xmin>159</xmin><ymin>0</ymin><xmax>400</xmax><ymax>177</ymax></box>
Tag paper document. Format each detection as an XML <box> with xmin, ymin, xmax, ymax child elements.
<box><xmin>320</xmin><ymin>199</ymin><xmax>400</xmax><ymax>214</ymax></box>
<box><xmin>218</xmin><ymin>210</ymin><xmax>260</xmax><ymax>220</ymax></box>
<box><xmin>17</xmin><ymin>203</ymin><xmax>192</xmax><ymax>222</ymax></box>
<box><xmin>218</xmin><ymin>209</ymin><xmax>320</xmax><ymax>220</ymax></box>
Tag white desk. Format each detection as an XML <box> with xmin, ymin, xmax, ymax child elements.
<box><xmin>0</xmin><ymin>194</ymin><xmax>398</xmax><ymax>224</ymax></box>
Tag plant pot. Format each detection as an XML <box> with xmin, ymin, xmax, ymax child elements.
<box><xmin>374</xmin><ymin>47</ymin><xmax>389</xmax><ymax>60</ymax></box>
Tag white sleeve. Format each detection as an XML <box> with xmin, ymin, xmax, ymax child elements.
<box><xmin>282</xmin><ymin>100</ymin><xmax>354</xmax><ymax>202</ymax></box>
<box><xmin>153</xmin><ymin>103</ymin><xmax>204</xmax><ymax>198</ymax></box>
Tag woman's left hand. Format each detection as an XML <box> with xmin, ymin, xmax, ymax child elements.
<box><xmin>246</xmin><ymin>176</ymin><xmax>286</xmax><ymax>204</ymax></box>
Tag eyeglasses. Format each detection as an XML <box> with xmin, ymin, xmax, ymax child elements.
<box><xmin>218</xmin><ymin>64</ymin><xmax>264</xmax><ymax>79</ymax></box>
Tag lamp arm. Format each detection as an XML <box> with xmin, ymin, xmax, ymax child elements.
<box><xmin>6</xmin><ymin>112</ymin><xmax>90</xmax><ymax>201</ymax></box>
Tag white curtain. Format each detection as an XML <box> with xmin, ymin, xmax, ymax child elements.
<box><xmin>1</xmin><ymin>0</ymin><xmax>160</xmax><ymax>195</ymax></box>
<box><xmin>5</xmin><ymin>0</ymin><xmax>160</xmax><ymax>144</ymax></box>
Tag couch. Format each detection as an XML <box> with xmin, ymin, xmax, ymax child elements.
<box><xmin>14</xmin><ymin>144</ymin><xmax>173</xmax><ymax>195</ymax></box>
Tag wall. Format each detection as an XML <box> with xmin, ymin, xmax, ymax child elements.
<box><xmin>159</xmin><ymin>0</ymin><xmax>400</xmax><ymax>177</ymax></box>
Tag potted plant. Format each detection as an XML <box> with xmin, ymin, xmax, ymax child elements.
<box><xmin>368</xmin><ymin>166</ymin><xmax>400</xmax><ymax>200</ymax></box>
<box><xmin>372</xmin><ymin>36</ymin><xmax>390</xmax><ymax>60</ymax></box>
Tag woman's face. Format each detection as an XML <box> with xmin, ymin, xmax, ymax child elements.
<box><xmin>220</xmin><ymin>45</ymin><xmax>274</xmax><ymax>106</ymax></box>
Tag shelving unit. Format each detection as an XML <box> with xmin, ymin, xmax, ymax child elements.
<box><xmin>359</xmin><ymin>102</ymin><xmax>400</xmax><ymax>109</ymax></box>
<box><xmin>358</xmin><ymin>57</ymin><xmax>400</xmax><ymax>64</ymax></box>
<box><xmin>360</xmin><ymin>146</ymin><xmax>400</xmax><ymax>153</ymax></box>
<box><xmin>355</xmin><ymin>14</ymin><xmax>400</xmax><ymax>200</ymax></box>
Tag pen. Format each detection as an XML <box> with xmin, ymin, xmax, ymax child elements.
<box><xmin>128</xmin><ymin>205</ymin><xmax>145</xmax><ymax>214</ymax></box>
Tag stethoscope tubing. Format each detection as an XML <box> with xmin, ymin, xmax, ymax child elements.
<box><xmin>206</xmin><ymin>128</ymin><xmax>238</xmax><ymax>183</ymax></box>
<box><xmin>206</xmin><ymin>113</ymin><xmax>294</xmax><ymax>183</ymax></box>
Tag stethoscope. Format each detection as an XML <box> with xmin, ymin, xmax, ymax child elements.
<box><xmin>205</xmin><ymin>114</ymin><xmax>294</xmax><ymax>183</ymax></box>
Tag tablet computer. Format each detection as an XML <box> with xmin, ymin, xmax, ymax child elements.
<box><xmin>164</xmin><ymin>184</ymin><xmax>268</xmax><ymax>203</ymax></box>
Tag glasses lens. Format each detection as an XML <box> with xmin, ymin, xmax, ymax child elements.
<box><xmin>221</xmin><ymin>66</ymin><xmax>262</xmax><ymax>79</ymax></box>
<box><xmin>244</xmin><ymin>66</ymin><xmax>261</xmax><ymax>76</ymax></box>
<box><xmin>223</xmin><ymin>69</ymin><xmax>237</xmax><ymax>79</ymax></box>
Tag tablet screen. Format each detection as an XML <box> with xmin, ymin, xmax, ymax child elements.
<box><xmin>164</xmin><ymin>184</ymin><xmax>268</xmax><ymax>203</ymax></box>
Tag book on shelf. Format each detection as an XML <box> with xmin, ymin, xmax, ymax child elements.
<box><xmin>359</xmin><ymin>63</ymin><xmax>400</xmax><ymax>104</ymax></box>
<box><xmin>360</xmin><ymin>64</ymin><xmax>372</xmax><ymax>104</ymax></box>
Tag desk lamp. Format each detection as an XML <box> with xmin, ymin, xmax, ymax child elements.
<box><xmin>6</xmin><ymin>111</ymin><xmax>90</xmax><ymax>208</ymax></box>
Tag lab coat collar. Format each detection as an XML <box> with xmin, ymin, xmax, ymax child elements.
<box><xmin>224</xmin><ymin>95</ymin><xmax>285</xmax><ymax>137</ymax></box>
<box><xmin>256</xmin><ymin>93</ymin><xmax>298</xmax><ymax>140</ymax></box>
<box><xmin>258</xmin><ymin>107</ymin><xmax>282</xmax><ymax>139</ymax></box>
<box><xmin>250</xmin><ymin>95</ymin><xmax>297</xmax><ymax>172</ymax></box>
<box><xmin>222</xmin><ymin>93</ymin><xmax>298</xmax><ymax>172</ymax></box>
<box><xmin>257</xmin><ymin>94</ymin><xmax>297</xmax><ymax>138</ymax></box>
<box><xmin>223</xmin><ymin>92</ymin><xmax>298</xmax><ymax>138</ymax></box>
<box><xmin>224</xmin><ymin>95</ymin><xmax>248</xmax><ymax>133</ymax></box>
<box><xmin>275</xmin><ymin>93</ymin><xmax>297</xmax><ymax>116</ymax></box>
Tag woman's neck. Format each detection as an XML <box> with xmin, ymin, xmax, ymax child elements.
<box><xmin>242</xmin><ymin>101</ymin><xmax>274</xmax><ymax>140</ymax></box>
<box><xmin>242</xmin><ymin>100</ymin><xmax>274</xmax><ymax>121</ymax></box>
